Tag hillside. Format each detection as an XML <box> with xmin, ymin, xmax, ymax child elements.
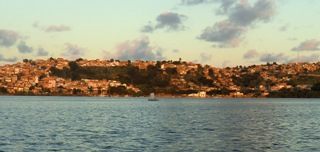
<box><xmin>1</xmin><ymin>58</ymin><xmax>320</xmax><ymax>98</ymax></box>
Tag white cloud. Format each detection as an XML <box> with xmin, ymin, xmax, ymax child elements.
<box><xmin>108</xmin><ymin>36</ymin><xmax>165</xmax><ymax>61</ymax></box>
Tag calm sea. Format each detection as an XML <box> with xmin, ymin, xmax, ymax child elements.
<box><xmin>1</xmin><ymin>96</ymin><xmax>320</xmax><ymax>152</ymax></box>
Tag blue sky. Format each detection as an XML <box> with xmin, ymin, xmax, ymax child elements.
<box><xmin>0</xmin><ymin>0</ymin><xmax>320</xmax><ymax>67</ymax></box>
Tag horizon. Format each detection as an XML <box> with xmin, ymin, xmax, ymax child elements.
<box><xmin>1</xmin><ymin>0</ymin><xmax>320</xmax><ymax>67</ymax></box>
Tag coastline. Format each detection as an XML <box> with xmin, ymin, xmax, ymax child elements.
<box><xmin>0</xmin><ymin>94</ymin><xmax>318</xmax><ymax>99</ymax></box>
<box><xmin>1</xmin><ymin>58</ymin><xmax>320</xmax><ymax>98</ymax></box>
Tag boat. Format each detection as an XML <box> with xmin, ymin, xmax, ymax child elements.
<box><xmin>148</xmin><ymin>93</ymin><xmax>159</xmax><ymax>101</ymax></box>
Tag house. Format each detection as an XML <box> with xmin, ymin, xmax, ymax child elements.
<box><xmin>161</xmin><ymin>63</ymin><xmax>176</xmax><ymax>70</ymax></box>
<box><xmin>199</xmin><ymin>91</ymin><xmax>207</xmax><ymax>98</ymax></box>
<box><xmin>231</xmin><ymin>92</ymin><xmax>244</xmax><ymax>97</ymax></box>
<box><xmin>188</xmin><ymin>91</ymin><xmax>207</xmax><ymax>98</ymax></box>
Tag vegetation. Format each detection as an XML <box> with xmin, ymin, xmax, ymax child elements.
<box><xmin>47</xmin><ymin>60</ymin><xmax>320</xmax><ymax>97</ymax></box>
<box><xmin>232</xmin><ymin>72</ymin><xmax>264</xmax><ymax>88</ymax></box>
<box><xmin>0</xmin><ymin>87</ymin><xmax>8</xmax><ymax>94</ymax></box>
<box><xmin>50</xmin><ymin>61</ymin><xmax>175</xmax><ymax>95</ymax></box>
<box><xmin>268</xmin><ymin>88</ymin><xmax>320</xmax><ymax>98</ymax></box>
<box><xmin>2</xmin><ymin>57</ymin><xmax>320</xmax><ymax>98</ymax></box>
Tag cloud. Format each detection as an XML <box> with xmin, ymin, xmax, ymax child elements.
<box><xmin>288</xmin><ymin>37</ymin><xmax>298</xmax><ymax>41</ymax></box>
<box><xmin>260</xmin><ymin>53</ymin><xmax>288</xmax><ymax>63</ymax></box>
<box><xmin>279</xmin><ymin>25</ymin><xmax>288</xmax><ymax>32</ymax></box>
<box><xmin>200</xmin><ymin>52</ymin><xmax>212</xmax><ymax>62</ymax></box>
<box><xmin>217</xmin><ymin>0</ymin><xmax>237</xmax><ymax>13</ymax></box>
<box><xmin>113</xmin><ymin>36</ymin><xmax>165</xmax><ymax>61</ymax></box>
<box><xmin>33</xmin><ymin>22</ymin><xmax>39</xmax><ymax>28</ymax></box>
<box><xmin>37</xmin><ymin>48</ymin><xmax>49</xmax><ymax>56</ymax></box>
<box><xmin>292</xmin><ymin>39</ymin><xmax>320</xmax><ymax>51</ymax></box>
<box><xmin>17</xmin><ymin>41</ymin><xmax>33</xmax><ymax>53</ymax></box>
<box><xmin>33</xmin><ymin>22</ymin><xmax>71</xmax><ymax>33</ymax></box>
<box><xmin>181</xmin><ymin>0</ymin><xmax>210</xmax><ymax>5</ymax></box>
<box><xmin>0</xmin><ymin>54</ymin><xmax>18</xmax><ymax>62</ymax></box>
<box><xmin>142</xmin><ymin>12</ymin><xmax>187</xmax><ymax>33</ymax></box>
<box><xmin>16</xmin><ymin>39</ymin><xmax>49</xmax><ymax>56</ymax></box>
<box><xmin>199</xmin><ymin>0</ymin><xmax>276</xmax><ymax>47</ymax></box>
<box><xmin>45</xmin><ymin>25</ymin><xmax>71</xmax><ymax>32</ymax></box>
<box><xmin>229</xmin><ymin>0</ymin><xmax>275</xmax><ymax>26</ymax></box>
<box><xmin>181</xmin><ymin>0</ymin><xmax>237</xmax><ymax>13</ymax></box>
<box><xmin>141</xmin><ymin>25</ymin><xmax>154</xmax><ymax>33</ymax></box>
<box><xmin>243</xmin><ymin>49</ymin><xmax>319</xmax><ymax>64</ymax></box>
<box><xmin>0</xmin><ymin>29</ymin><xmax>19</xmax><ymax>47</ymax></box>
<box><xmin>172</xmin><ymin>49</ymin><xmax>180</xmax><ymax>53</ymax></box>
<box><xmin>222</xmin><ymin>60</ymin><xmax>232</xmax><ymax>67</ymax></box>
<box><xmin>288</xmin><ymin>54</ymin><xmax>320</xmax><ymax>63</ymax></box>
<box><xmin>243</xmin><ymin>49</ymin><xmax>260</xmax><ymax>59</ymax></box>
<box><xmin>156</xmin><ymin>12</ymin><xmax>187</xmax><ymax>30</ymax></box>
<box><xmin>62</xmin><ymin>43</ymin><xmax>86</xmax><ymax>60</ymax></box>
<box><xmin>199</xmin><ymin>21</ymin><xmax>245</xmax><ymax>47</ymax></box>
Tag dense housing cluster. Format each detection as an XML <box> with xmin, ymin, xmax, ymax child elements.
<box><xmin>1</xmin><ymin>58</ymin><xmax>320</xmax><ymax>98</ymax></box>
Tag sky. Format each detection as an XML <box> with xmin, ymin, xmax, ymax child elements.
<box><xmin>0</xmin><ymin>0</ymin><xmax>320</xmax><ymax>67</ymax></box>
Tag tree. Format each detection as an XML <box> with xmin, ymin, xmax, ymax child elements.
<box><xmin>58</xmin><ymin>86</ymin><xmax>64</xmax><ymax>94</ymax></box>
<box><xmin>165</xmin><ymin>67</ymin><xmax>177</xmax><ymax>75</ymax></box>
<box><xmin>311</xmin><ymin>83</ymin><xmax>320</xmax><ymax>91</ymax></box>
<box><xmin>39</xmin><ymin>74</ymin><xmax>47</xmax><ymax>80</ymax></box>
<box><xmin>23</xmin><ymin>59</ymin><xmax>29</xmax><ymax>63</ymax></box>
<box><xmin>76</xmin><ymin>58</ymin><xmax>84</xmax><ymax>62</ymax></box>
<box><xmin>50</xmin><ymin>67</ymin><xmax>69</xmax><ymax>78</ymax></box>
<box><xmin>233</xmin><ymin>72</ymin><xmax>263</xmax><ymax>88</ymax></box>
<box><xmin>198</xmin><ymin>76</ymin><xmax>213</xmax><ymax>86</ymax></box>
<box><xmin>156</xmin><ymin>61</ymin><xmax>162</xmax><ymax>69</ymax></box>
<box><xmin>69</xmin><ymin>61</ymin><xmax>80</xmax><ymax>70</ymax></box>
<box><xmin>0</xmin><ymin>87</ymin><xmax>8</xmax><ymax>94</ymax></box>
<box><xmin>72</xmin><ymin>88</ymin><xmax>82</xmax><ymax>95</ymax></box>
<box><xmin>29</xmin><ymin>86</ymin><xmax>35</xmax><ymax>90</ymax></box>
<box><xmin>208</xmin><ymin>69</ymin><xmax>215</xmax><ymax>79</ymax></box>
<box><xmin>88</xmin><ymin>86</ymin><xmax>94</xmax><ymax>94</ymax></box>
<box><xmin>68</xmin><ymin>61</ymin><xmax>80</xmax><ymax>80</ymax></box>
<box><xmin>108</xmin><ymin>86</ymin><xmax>128</xmax><ymax>95</ymax></box>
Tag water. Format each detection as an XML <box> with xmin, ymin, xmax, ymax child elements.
<box><xmin>1</xmin><ymin>97</ymin><xmax>320</xmax><ymax>152</ymax></box>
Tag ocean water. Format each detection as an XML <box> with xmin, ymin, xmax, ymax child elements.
<box><xmin>1</xmin><ymin>97</ymin><xmax>320</xmax><ymax>152</ymax></box>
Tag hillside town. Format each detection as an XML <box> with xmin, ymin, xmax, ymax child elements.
<box><xmin>0</xmin><ymin>58</ymin><xmax>320</xmax><ymax>98</ymax></box>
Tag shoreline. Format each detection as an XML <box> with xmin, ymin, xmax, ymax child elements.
<box><xmin>1</xmin><ymin>94</ymin><xmax>319</xmax><ymax>99</ymax></box>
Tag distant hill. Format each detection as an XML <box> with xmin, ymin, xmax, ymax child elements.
<box><xmin>0</xmin><ymin>58</ymin><xmax>320</xmax><ymax>98</ymax></box>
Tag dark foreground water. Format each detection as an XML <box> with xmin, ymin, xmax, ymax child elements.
<box><xmin>1</xmin><ymin>97</ymin><xmax>320</xmax><ymax>152</ymax></box>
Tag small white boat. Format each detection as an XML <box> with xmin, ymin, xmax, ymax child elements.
<box><xmin>148</xmin><ymin>93</ymin><xmax>159</xmax><ymax>101</ymax></box>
